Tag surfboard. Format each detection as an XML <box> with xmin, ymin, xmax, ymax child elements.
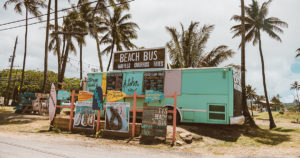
<box><xmin>49</xmin><ymin>83</ymin><xmax>57</xmax><ymax>121</ymax></box>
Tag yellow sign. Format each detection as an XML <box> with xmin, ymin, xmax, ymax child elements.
<box><xmin>102</xmin><ymin>73</ymin><xmax>107</xmax><ymax>100</ymax></box>
<box><xmin>107</xmin><ymin>91</ymin><xmax>126</xmax><ymax>102</ymax></box>
<box><xmin>78</xmin><ymin>91</ymin><xmax>94</xmax><ymax>101</ymax></box>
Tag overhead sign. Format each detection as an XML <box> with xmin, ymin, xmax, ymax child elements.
<box><xmin>145</xmin><ymin>90</ymin><xmax>164</xmax><ymax>102</ymax></box>
<box><xmin>113</xmin><ymin>47</ymin><xmax>165</xmax><ymax>70</ymax></box>
<box><xmin>57</xmin><ymin>90</ymin><xmax>70</xmax><ymax>100</ymax></box>
<box><xmin>141</xmin><ymin>106</ymin><xmax>168</xmax><ymax>137</ymax></box>
<box><xmin>78</xmin><ymin>91</ymin><xmax>93</xmax><ymax>101</ymax></box>
<box><xmin>105</xmin><ymin>102</ymin><xmax>130</xmax><ymax>133</ymax></box>
<box><xmin>107</xmin><ymin>91</ymin><xmax>126</xmax><ymax>102</ymax></box>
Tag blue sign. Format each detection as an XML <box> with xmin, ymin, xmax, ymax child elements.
<box><xmin>122</xmin><ymin>72</ymin><xmax>144</xmax><ymax>95</ymax></box>
<box><xmin>87</xmin><ymin>73</ymin><xmax>102</xmax><ymax>93</ymax></box>
<box><xmin>145</xmin><ymin>90</ymin><xmax>164</xmax><ymax>102</ymax></box>
<box><xmin>57</xmin><ymin>90</ymin><xmax>70</xmax><ymax>100</ymax></box>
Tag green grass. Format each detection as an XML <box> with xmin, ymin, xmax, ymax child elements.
<box><xmin>254</xmin><ymin>112</ymin><xmax>300</xmax><ymax>122</ymax></box>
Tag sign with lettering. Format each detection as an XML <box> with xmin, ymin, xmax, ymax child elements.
<box><xmin>141</xmin><ymin>106</ymin><xmax>168</xmax><ymax>137</ymax></box>
<box><xmin>145</xmin><ymin>90</ymin><xmax>164</xmax><ymax>102</ymax></box>
<box><xmin>113</xmin><ymin>47</ymin><xmax>165</xmax><ymax>70</ymax></box>
<box><xmin>87</xmin><ymin>73</ymin><xmax>102</xmax><ymax>93</ymax></box>
<box><xmin>78</xmin><ymin>91</ymin><xmax>94</xmax><ymax>101</ymax></box>
<box><xmin>122</xmin><ymin>72</ymin><xmax>144</xmax><ymax>95</ymax></box>
<box><xmin>107</xmin><ymin>91</ymin><xmax>126</xmax><ymax>102</ymax></box>
<box><xmin>107</xmin><ymin>73</ymin><xmax>123</xmax><ymax>91</ymax></box>
<box><xmin>105</xmin><ymin>102</ymin><xmax>130</xmax><ymax>133</ymax></box>
<box><xmin>73</xmin><ymin>101</ymin><xmax>95</xmax><ymax>129</ymax></box>
<box><xmin>57</xmin><ymin>90</ymin><xmax>70</xmax><ymax>100</ymax></box>
<box><xmin>143</xmin><ymin>71</ymin><xmax>164</xmax><ymax>93</ymax></box>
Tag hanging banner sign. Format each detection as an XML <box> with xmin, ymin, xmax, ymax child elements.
<box><xmin>107</xmin><ymin>91</ymin><xmax>126</xmax><ymax>102</ymax></box>
<box><xmin>78</xmin><ymin>91</ymin><xmax>93</xmax><ymax>101</ymax></box>
<box><xmin>145</xmin><ymin>90</ymin><xmax>164</xmax><ymax>102</ymax></box>
<box><xmin>113</xmin><ymin>47</ymin><xmax>165</xmax><ymax>70</ymax></box>
<box><xmin>141</xmin><ymin>106</ymin><xmax>168</xmax><ymax>137</ymax></box>
<box><xmin>105</xmin><ymin>102</ymin><xmax>130</xmax><ymax>133</ymax></box>
<box><xmin>87</xmin><ymin>73</ymin><xmax>102</xmax><ymax>93</ymax></box>
<box><xmin>57</xmin><ymin>90</ymin><xmax>70</xmax><ymax>100</ymax></box>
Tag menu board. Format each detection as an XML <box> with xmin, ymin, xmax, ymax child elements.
<box><xmin>143</xmin><ymin>72</ymin><xmax>164</xmax><ymax>93</ymax></box>
<box><xmin>141</xmin><ymin>106</ymin><xmax>168</xmax><ymax>138</ymax></box>
<box><xmin>107</xmin><ymin>73</ymin><xmax>123</xmax><ymax>91</ymax></box>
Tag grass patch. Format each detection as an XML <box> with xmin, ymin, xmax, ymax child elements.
<box><xmin>254</xmin><ymin>112</ymin><xmax>300</xmax><ymax>122</ymax></box>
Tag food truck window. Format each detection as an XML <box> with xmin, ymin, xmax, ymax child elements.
<box><xmin>143</xmin><ymin>71</ymin><xmax>164</xmax><ymax>93</ymax></box>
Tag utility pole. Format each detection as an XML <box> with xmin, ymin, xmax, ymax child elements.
<box><xmin>5</xmin><ymin>36</ymin><xmax>18</xmax><ymax>106</ymax></box>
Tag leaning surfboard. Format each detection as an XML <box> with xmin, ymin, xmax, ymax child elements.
<box><xmin>49</xmin><ymin>83</ymin><xmax>57</xmax><ymax>121</ymax></box>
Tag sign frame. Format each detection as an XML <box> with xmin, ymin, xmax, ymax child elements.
<box><xmin>111</xmin><ymin>47</ymin><xmax>167</xmax><ymax>72</ymax></box>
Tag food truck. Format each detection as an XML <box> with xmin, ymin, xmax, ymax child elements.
<box><xmin>86</xmin><ymin>47</ymin><xmax>244</xmax><ymax>125</ymax></box>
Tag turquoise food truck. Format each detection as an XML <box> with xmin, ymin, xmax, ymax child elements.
<box><xmin>86</xmin><ymin>66</ymin><xmax>244</xmax><ymax>125</ymax></box>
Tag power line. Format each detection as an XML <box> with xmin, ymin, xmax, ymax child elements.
<box><xmin>0</xmin><ymin>0</ymin><xmax>134</xmax><ymax>32</ymax></box>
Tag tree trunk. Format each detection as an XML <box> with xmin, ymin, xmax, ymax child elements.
<box><xmin>95</xmin><ymin>36</ymin><xmax>103</xmax><ymax>72</ymax></box>
<box><xmin>80</xmin><ymin>42</ymin><xmax>83</xmax><ymax>80</ymax></box>
<box><xmin>258</xmin><ymin>31</ymin><xmax>276</xmax><ymax>129</ymax></box>
<box><xmin>55</xmin><ymin>0</ymin><xmax>61</xmax><ymax>89</ymax></box>
<box><xmin>251</xmin><ymin>100</ymin><xmax>253</xmax><ymax>116</ymax></box>
<box><xmin>107</xmin><ymin>41</ymin><xmax>115</xmax><ymax>72</ymax></box>
<box><xmin>20</xmin><ymin>9</ymin><xmax>29</xmax><ymax>93</ymax></box>
<box><xmin>5</xmin><ymin>37</ymin><xmax>18</xmax><ymax>106</ymax></box>
<box><xmin>59</xmin><ymin>39</ymin><xmax>70</xmax><ymax>84</ymax></box>
<box><xmin>43</xmin><ymin>0</ymin><xmax>52</xmax><ymax>93</ymax></box>
<box><xmin>240</xmin><ymin>0</ymin><xmax>257</xmax><ymax>127</ymax></box>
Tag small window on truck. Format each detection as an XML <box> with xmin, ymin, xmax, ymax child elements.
<box><xmin>208</xmin><ymin>104</ymin><xmax>226</xmax><ymax>120</ymax></box>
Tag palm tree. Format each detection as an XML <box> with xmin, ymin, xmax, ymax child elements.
<box><xmin>291</xmin><ymin>81</ymin><xmax>300</xmax><ymax>107</ymax></box>
<box><xmin>246</xmin><ymin>85</ymin><xmax>257</xmax><ymax>116</ymax></box>
<box><xmin>296</xmin><ymin>48</ymin><xmax>300</xmax><ymax>58</ymax></box>
<box><xmin>166</xmin><ymin>22</ymin><xmax>235</xmax><ymax>68</ymax></box>
<box><xmin>231</xmin><ymin>0</ymin><xmax>288</xmax><ymax>129</ymax></box>
<box><xmin>42</xmin><ymin>0</ymin><xmax>52</xmax><ymax>93</ymax></box>
<box><xmin>3</xmin><ymin>0</ymin><xmax>46</xmax><ymax>92</ymax></box>
<box><xmin>101</xmin><ymin>6</ymin><xmax>139</xmax><ymax>71</ymax></box>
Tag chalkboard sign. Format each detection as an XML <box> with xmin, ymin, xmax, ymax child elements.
<box><xmin>107</xmin><ymin>73</ymin><xmax>123</xmax><ymax>91</ymax></box>
<box><xmin>143</xmin><ymin>72</ymin><xmax>164</xmax><ymax>93</ymax></box>
<box><xmin>141</xmin><ymin>106</ymin><xmax>168</xmax><ymax>138</ymax></box>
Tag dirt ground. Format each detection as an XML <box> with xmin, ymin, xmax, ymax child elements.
<box><xmin>1</xmin><ymin>107</ymin><xmax>300</xmax><ymax>158</ymax></box>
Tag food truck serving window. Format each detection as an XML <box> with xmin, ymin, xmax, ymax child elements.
<box><xmin>143</xmin><ymin>71</ymin><xmax>164</xmax><ymax>93</ymax></box>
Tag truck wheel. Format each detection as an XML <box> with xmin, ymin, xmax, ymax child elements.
<box><xmin>167</xmin><ymin>107</ymin><xmax>180</xmax><ymax>125</ymax></box>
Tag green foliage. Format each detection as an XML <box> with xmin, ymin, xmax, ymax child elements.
<box><xmin>0</xmin><ymin>69</ymin><xmax>80</xmax><ymax>97</ymax></box>
<box><xmin>297</xmin><ymin>48</ymin><xmax>300</xmax><ymax>58</ymax></box>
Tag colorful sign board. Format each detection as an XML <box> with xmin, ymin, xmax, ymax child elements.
<box><xmin>101</xmin><ymin>73</ymin><xmax>107</xmax><ymax>100</ymax></box>
<box><xmin>122</xmin><ymin>72</ymin><xmax>144</xmax><ymax>95</ymax></box>
<box><xmin>145</xmin><ymin>90</ymin><xmax>164</xmax><ymax>102</ymax></box>
<box><xmin>92</xmin><ymin>87</ymin><xmax>103</xmax><ymax>110</ymax></box>
<box><xmin>143</xmin><ymin>72</ymin><xmax>164</xmax><ymax>93</ymax></box>
<box><xmin>113</xmin><ymin>47</ymin><xmax>165</xmax><ymax>70</ymax></box>
<box><xmin>73</xmin><ymin>101</ymin><xmax>95</xmax><ymax>129</ymax></box>
<box><xmin>78</xmin><ymin>91</ymin><xmax>93</xmax><ymax>101</ymax></box>
<box><xmin>57</xmin><ymin>90</ymin><xmax>70</xmax><ymax>100</ymax></box>
<box><xmin>141</xmin><ymin>106</ymin><xmax>168</xmax><ymax>137</ymax></box>
<box><xmin>87</xmin><ymin>73</ymin><xmax>102</xmax><ymax>93</ymax></box>
<box><xmin>107</xmin><ymin>73</ymin><xmax>123</xmax><ymax>91</ymax></box>
<box><xmin>105</xmin><ymin>102</ymin><xmax>130</xmax><ymax>133</ymax></box>
<box><xmin>49</xmin><ymin>83</ymin><xmax>57</xmax><ymax>121</ymax></box>
<box><xmin>107</xmin><ymin>91</ymin><xmax>126</xmax><ymax>102</ymax></box>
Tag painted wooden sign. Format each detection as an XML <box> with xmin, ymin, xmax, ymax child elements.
<box><xmin>122</xmin><ymin>72</ymin><xmax>144</xmax><ymax>95</ymax></box>
<box><xmin>105</xmin><ymin>102</ymin><xmax>130</xmax><ymax>133</ymax></box>
<box><xmin>73</xmin><ymin>101</ymin><xmax>95</xmax><ymax>129</ymax></box>
<box><xmin>143</xmin><ymin>72</ymin><xmax>164</xmax><ymax>93</ymax></box>
<box><xmin>49</xmin><ymin>83</ymin><xmax>57</xmax><ymax>121</ymax></box>
<box><xmin>107</xmin><ymin>91</ymin><xmax>126</xmax><ymax>102</ymax></box>
<box><xmin>101</xmin><ymin>73</ymin><xmax>107</xmax><ymax>99</ymax></box>
<box><xmin>141</xmin><ymin>106</ymin><xmax>168</xmax><ymax>137</ymax></box>
<box><xmin>87</xmin><ymin>73</ymin><xmax>102</xmax><ymax>93</ymax></box>
<box><xmin>78</xmin><ymin>91</ymin><xmax>93</xmax><ymax>101</ymax></box>
<box><xmin>107</xmin><ymin>73</ymin><xmax>123</xmax><ymax>91</ymax></box>
<box><xmin>113</xmin><ymin>47</ymin><xmax>165</xmax><ymax>70</ymax></box>
<box><xmin>145</xmin><ymin>90</ymin><xmax>164</xmax><ymax>102</ymax></box>
<box><xmin>57</xmin><ymin>90</ymin><xmax>70</xmax><ymax>100</ymax></box>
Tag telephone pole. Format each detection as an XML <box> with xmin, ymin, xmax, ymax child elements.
<box><xmin>5</xmin><ymin>36</ymin><xmax>18</xmax><ymax>106</ymax></box>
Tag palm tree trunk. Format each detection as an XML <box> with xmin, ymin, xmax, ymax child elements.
<box><xmin>95</xmin><ymin>36</ymin><xmax>103</xmax><ymax>72</ymax></box>
<box><xmin>59</xmin><ymin>39</ymin><xmax>70</xmax><ymax>84</ymax></box>
<box><xmin>20</xmin><ymin>8</ymin><xmax>29</xmax><ymax>93</ymax></box>
<box><xmin>107</xmin><ymin>41</ymin><xmax>115</xmax><ymax>72</ymax></box>
<box><xmin>80</xmin><ymin>42</ymin><xmax>83</xmax><ymax>80</ymax></box>
<box><xmin>43</xmin><ymin>0</ymin><xmax>52</xmax><ymax>93</ymax></box>
<box><xmin>55</xmin><ymin>0</ymin><xmax>61</xmax><ymax>89</ymax></box>
<box><xmin>258</xmin><ymin>31</ymin><xmax>276</xmax><ymax>129</ymax></box>
<box><xmin>240</xmin><ymin>0</ymin><xmax>257</xmax><ymax>127</ymax></box>
<box><xmin>251</xmin><ymin>100</ymin><xmax>253</xmax><ymax>116</ymax></box>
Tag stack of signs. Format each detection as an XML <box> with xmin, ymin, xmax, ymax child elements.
<box><xmin>145</xmin><ymin>90</ymin><xmax>164</xmax><ymax>102</ymax></box>
<box><xmin>141</xmin><ymin>106</ymin><xmax>168</xmax><ymax>138</ymax></box>
<box><xmin>105</xmin><ymin>102</ymin><xmax>130</xmax><ymax>133</ymax></box>
<box><xmin>73</xmin><ymin>91</ymin><xmax>95</xmax><ymax>129</ymax></box>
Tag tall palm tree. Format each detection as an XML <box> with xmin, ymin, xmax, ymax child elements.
<box><xmin>296</xmin><ymin>48</ymin><xmax>300</xmax><ymax>58</ymax></box>
<box><xmin>166</xmin><ymin>22</ymin><xmax>235</xmax><ymax>68</ymax></box>
<box><xmin>246</xmin><ymin>85</ymin><xmax>257</xmax><ymax>116</ymax></box>
<box><xmin>231</xmin><ymin>0</ymin><xmax>288</xmax><ymax>129</ymax></box>
<box><xmin>101</xmin><ymin>6</ymin><xmax>139</xmax><ymax>71</ymax></box>
<box><xmin>42</xmin><ymin>0</ymin><xmax>52</xmax><ymax>93</ymax></box>
<box><xmin>3</xmin><ymin>0</ymin><xmax>46</xmax><ymax>92</ymax></box>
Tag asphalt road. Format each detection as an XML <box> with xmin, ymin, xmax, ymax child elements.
<box><xmin>0</xmin><ymin>135</ymin><xmax>203</xmax><ymax>158</ymax></box>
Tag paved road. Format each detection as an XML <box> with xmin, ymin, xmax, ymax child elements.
<box><xmin>0</xmin><ymin>135</ymin><xmax>204</xmax><ymax>158</ymax></box>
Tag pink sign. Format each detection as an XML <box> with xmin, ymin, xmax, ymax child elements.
<box><xmin>164</xmin><ymin>70</ymin><xmax>182</xmax><ymax>95</ymax></box>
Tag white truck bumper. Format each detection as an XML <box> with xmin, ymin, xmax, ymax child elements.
<box><xmin>230</xmin><ymin>115</ymin><xmax>245</xmax><ymax>125</ymax></box>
